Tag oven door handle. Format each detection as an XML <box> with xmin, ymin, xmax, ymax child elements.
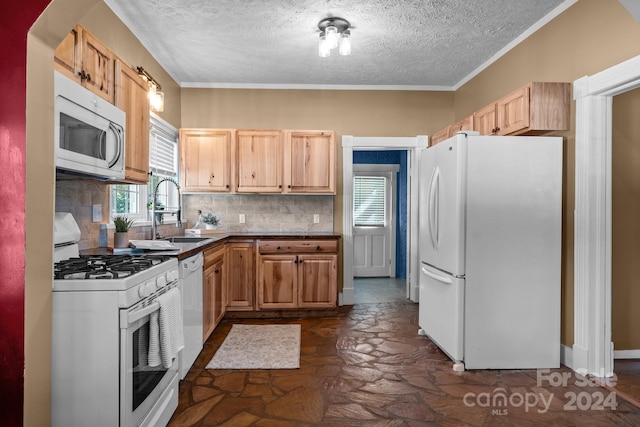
<box><xmin>123</xmin><ymin>302</ymin><xmax>160</xmax><ymax>327</ymax></box>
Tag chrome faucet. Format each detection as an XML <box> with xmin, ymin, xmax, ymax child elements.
<box><xmin>151</xmin><ymin>177</ymin><xmax>181</xmax><ymax>239</ymax></box>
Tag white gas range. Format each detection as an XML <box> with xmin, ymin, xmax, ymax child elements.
<box><xmin>51</xmin><ymin>213</ymin><xmax>182</xmax><ymax>427</ymax></box>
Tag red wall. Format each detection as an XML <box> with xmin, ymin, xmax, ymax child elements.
<box><xmin>0</xmin><ymin>1</ymin><xmax>52</xmax><ymax>425</ymax></box>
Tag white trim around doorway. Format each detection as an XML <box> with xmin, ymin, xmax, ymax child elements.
<box><xmin>341</xmin><ymin>136</ymin><xmax>428</xmax><ymax>305</ymax></box>
<box><xmin>573</xmin><ymin>54</ymin><xmax>640</xmax><ymax>377</ymax></box>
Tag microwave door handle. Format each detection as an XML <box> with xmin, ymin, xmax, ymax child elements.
<box><xmin>106</xmin><ymin>123</ymin><xmax>123</xmax><ymax>168</ymax></box>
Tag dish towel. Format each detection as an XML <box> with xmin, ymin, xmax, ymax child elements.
<box><xmin>148</xmin><ymin>287</ymin><xmax>185</xmax><ymax>368</ymax></box>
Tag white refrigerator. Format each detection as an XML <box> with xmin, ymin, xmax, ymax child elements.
<box><xmin>418</xmin><ymin>132</ymin><xmax>562</xmax><ymax>370</ymax></box>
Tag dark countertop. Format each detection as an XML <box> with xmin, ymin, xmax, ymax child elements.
<box><xmin>81</xmin><ymin>232</ymin><xmax>341</xmax><ymax>260</ymax></box>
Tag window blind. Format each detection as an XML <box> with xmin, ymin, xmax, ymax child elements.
<box><xmin>149</xmin><ymin>117</ymin><xmax>178</xmax><ymax>178</ymax></box>
<box><xmin>353</xmin><ymin>176</ymin><xmax>386</xmax><ymax>226</ymax></box>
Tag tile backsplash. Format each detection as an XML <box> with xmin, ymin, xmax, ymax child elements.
<box><xmin>55</xmin><ymin>180</ymin><xmax>334</xmax><ymax>250</ymax></box>
<box><xmin>182</xmin><ymin>194</ymin><xmax>334</xmax><ymax>233</ymax></box>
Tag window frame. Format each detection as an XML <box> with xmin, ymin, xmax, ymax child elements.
<box><xmin>109</xmin><ymin>113</ymin><xmax>179</xmax><ymax>227</ymax></box>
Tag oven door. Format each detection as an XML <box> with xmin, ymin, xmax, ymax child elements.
<box><xmin>120</xmin><ymin>297</ymin><xmax>179</xmax><ymax>427</ymax></box>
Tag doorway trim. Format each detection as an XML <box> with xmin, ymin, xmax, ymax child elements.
<box><xmin>341</xmin><ymin>135</ymin><xmax>428</xmax><ymax>305</ymax></box>
<box><xmin>573</xmin><ymin>54</ymin><xmax>640</xmax><ymax>377</ymax></box>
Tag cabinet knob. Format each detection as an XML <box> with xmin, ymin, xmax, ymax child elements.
<box><xmin>276</xmin><ymin>246</ymin><xmax>281</xmax><ymax>250</ymax></box>
<box><xmin>214</xmin><ymin>269</ymin><xmax>219</xmax><ymax>274</ymax></box>
<box><xmin>226</xmin><ymin>184</ymin><xmax>230</xmax><ymax>189</ymax></box>
<box><xmin>279</xmin><ymin>185</ymin><xmax>282</xmax><ymax>189</ymax></box>
<box><xmin>288</xmin><ymin>185</ymin><xmax>291</xmax><ymax>189</ymax></box>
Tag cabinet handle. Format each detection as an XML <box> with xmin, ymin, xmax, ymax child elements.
<box><xmin>279</xmin><ymin>185</ymin><xmax>282</xmax><ymax>189</ymax></box>
<box><xmin>288</xmin><ymin>185</ymin><xmax>291</xmax><ymax>189</ymax></box>
<box><xmin>226</xmin><ymin>184</ymin><xmax>230</xmax><ymax>189</ymax></box>
<box><xmin>316</xmin><ymin>246</ymin><xmax>321</xmax><ymax>250</ymax></box>
<box><xmin>276</xmin><ymin>246</ymin><xmax>281</xmax><ymax>250</ymax></box>
<box><xmin>214</xmin><ymin>269</ymin><xmax>219</xmax><ymax>274</ymax></box>
<box><xmin>78</xmin><ymin>70</ymin><xmax>91</xmax><ymax>81</ymax></box>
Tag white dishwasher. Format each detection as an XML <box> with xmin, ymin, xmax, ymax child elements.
<box><xmin>179</xmin><ymin>252</ymin><xmax>204</xmax><ymax>379</ymax></box>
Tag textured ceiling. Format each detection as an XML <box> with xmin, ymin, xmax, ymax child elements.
<box><xmin>104</xmin><ymin>0</ymin><xmax>573</xmax><ymax>90</ymax></box>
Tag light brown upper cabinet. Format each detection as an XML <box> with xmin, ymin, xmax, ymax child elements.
<box><xmin>236</xmin><ymin>130</ymin><xmax>283</xmax><ymax>193</ymax></box>
<box><xmin>54</xmin><ymin>25</ymin><xmax>115</xmax><ymax>103</ymax></box>
<box><xmin>115</xmin><ymin>59</ymin><xmax>149</xmax><ymax>184</ymax></box>
<box><xmin>448</xmin><ymin>115</ymin><xmax>474</xmax><ymax>137</ymax></box>
<box><xmin>473</xmin><ymin>82</ymin><xmax>570</xmax><ymax>136</ymax></box>
<box><xmin>283</xmin><ymin>130</ymin><xmax>336</xmax><ymax>194</ymax></box>
<box><xmin>430</xmin><ymin>127</ymin><xmax>450</xmax><ymax>146</ymax></box>
<box><xmin>179</xmin><ymin>129</ymin><xmax>234</xmax><ymax>192</ymax></box>
<box><xmin>473</xmin><ymin>103</ymin><xmax>498</xmax><ymax>136</ymax></box>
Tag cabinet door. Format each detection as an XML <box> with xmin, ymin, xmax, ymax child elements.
<box><xmin>430</xmin><ymin>127</ymin><xmax>450</xmax><ymax>146</ymax></box>
<box><xmin>473</xmin><ymin>103</ymin><xmax>498</xmax><ymax>135</ymax></box>
<box><xmin>226</xmin><ymin>242</ymin><xmax>254</xmax><ymax>311</ymax></box>
<box><xmin>236</xmin><ymin>130</ymin><xmax>282</xmax><ymax>193</ymax></box>
<box><xmin>258</xmin><ymin>255</ymin><xmax>297</xmax><ymax>309</ymax></box>
<box><xmin>79</xmin><ymin>27</ymin><xmax>115</xmax><ymax>103</ymax></box>
<box><xmin>54</xmin><ymin>28</ymin><xmax>80</xmax><ymax>82</ymax></box>
<box><xmin>212</xmin><ymin>256</ymin><xmax>225</xmax><ymax>326</ymax></box>
<box><xmin>203</xmin><ymin>264</ymin><xmax>216</xmax><ymax>341</ymax></box>
<box><xmin>180</xmin><ymin>129</ymin><xmax>233</xmax><ymax>192</ymax></box>
<box><xmin>297</xmin><ymin>254</ymin><xmax>337</xmax><ymax>308</ymax></box>
<box><xmin>496</xmin><ymin>86</ymin><xmax>530</xmax><ymax>135</ymax></box>
<box><xmin>284</xmin><ymin>130</ymin><xmax>335</xmax><ymax>194</ymax></box>
<box><xmin>448</xmin><ymin>115</ymin><xmax>474</xmax><ymax>137</ymax></box>
<box><xmin>203</xmin><ymin>257</ymin><xmax>225</xmax><ymax>341</ymax></box>
<box><xmin>115</xmin><ymin>60</ymin><xmax>149</xmax><ymax>184</ymax></box>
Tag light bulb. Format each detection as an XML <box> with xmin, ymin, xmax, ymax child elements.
<box><xmin>325</xmin><ymin>25</ymin><xmax>339</xmax><ymax>49</ymax></box>
<box><xmin>339</xmin><ymin>30</ymin><xmax>351</xmax><ymax>56</ymax></box>
<box><xmin>319</xmin><ymin>32</ymin><xmax>330</xmax><ymax>57</ymax></box>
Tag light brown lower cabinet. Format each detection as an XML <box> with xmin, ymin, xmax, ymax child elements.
<box><xmin>297</xmin><ymin>254</ymin><xmax>338</xmax><ymax>308</ymax></box>
<box><xmin>225</xmin><ymin>241</ymin><xmax>254</xmax><ymax>311</ymax></box>
<box><xmin>203</xmin><ymin>245</ymin><xmax>225</xmax><ymax>341</ymax></box>
<box><xmin>257</xmin><ymin>239</ymin><xmax>338</xmax><ymax>310</ymax></box>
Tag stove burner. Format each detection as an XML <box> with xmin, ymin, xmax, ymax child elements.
<box><xmin>54</xmin><ymin>254</ymin><xmax>173</xmax><ymax>280</ymax></box>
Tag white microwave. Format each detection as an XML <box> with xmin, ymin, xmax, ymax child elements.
<box><xmin>54</xmin><ymin>71</ymin><xmax>126</xmax><ymax>180</ymax></box>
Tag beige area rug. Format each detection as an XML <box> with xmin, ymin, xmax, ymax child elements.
<box><xmin>206</xmin><ymin>324</ymin><xmax>301</xmax><ymax>369</ymax></box>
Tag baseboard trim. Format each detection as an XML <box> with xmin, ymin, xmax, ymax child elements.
<box><xmin>614</xmin><ymin>349</ymin><xmax>640</xmax><ymax>359</ymax></box>
<box><xmin>561</xmin><ymin>344</ymin><xmax>573</xmax><ymax>369</ymax></box>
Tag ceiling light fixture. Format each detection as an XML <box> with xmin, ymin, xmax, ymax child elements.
<box><xmin>318</xmin><ymin>17</ymin><xmax>351</xmax><ymax>57</ymax></box>
<box><xmin>136</xmin><ymin>66</ymin><xmax>164</xmax><ymax>112</ymax></box>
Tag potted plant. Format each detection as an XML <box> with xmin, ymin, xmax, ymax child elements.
<box><xmin>112</xmin><ymin>215</ymin><xmax>135</xmax><ymax>248</ymax></box>
<box><xmin>201</xmin><ymin>212</ymin><xmax>221</xmax><ymax>229</ymax></box>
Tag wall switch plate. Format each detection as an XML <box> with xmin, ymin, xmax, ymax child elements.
<box><xmin>313</xmin><ymin>214</ymin><xmax>320</xmax><ymax>224</ymax></box>
<box><xmin>92</xmin><ymin>204</ymin><xmax>102</xmax><ymax>223</ymax></box>
<box><xmin>239</xmin><ymin>213</ymin><xmax>246</xmax><ymax>224</ymax></box>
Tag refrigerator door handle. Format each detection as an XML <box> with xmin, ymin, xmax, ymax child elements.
<box><xmin>428</xmin><ymin>167</ymin><xmax>440</xmax><ymax>248</ymax></box>
<box><xmin>421</xmin><ymin>266</ymin><xmax>452</xmax><ymax>285</ymax></box>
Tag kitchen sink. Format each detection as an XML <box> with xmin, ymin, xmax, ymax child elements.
<box><xmin>162</xmin><ymin>236</ymin><xmax>212</xmax><ymax>243</ymax></box>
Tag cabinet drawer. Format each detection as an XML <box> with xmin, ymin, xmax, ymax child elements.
<box><xmin>258</xmin><ymin>240</ymin><xmax>338</xmax><ymax>254</ymax></box>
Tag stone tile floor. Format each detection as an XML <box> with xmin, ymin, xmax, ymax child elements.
<box><xmin>169</xmin><ymin>281</ymin><xmax>640</xmax><ymax>426</ymax></box>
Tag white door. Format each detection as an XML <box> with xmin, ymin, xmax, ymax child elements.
<box><xmin>353</xmin><ymin>166</ymin><xmax>398</xmax><ymax>277</ymax></box>
<box><xmin>419</xmin><ymin>134</ymin><xmax>466</xmax><ymax>276</ymax></box>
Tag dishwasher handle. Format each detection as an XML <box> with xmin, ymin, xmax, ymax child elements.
<box><xmin>180</xmin><ymin>253</ymin><xmax>204</xmax><ymax>276</ymax></box>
